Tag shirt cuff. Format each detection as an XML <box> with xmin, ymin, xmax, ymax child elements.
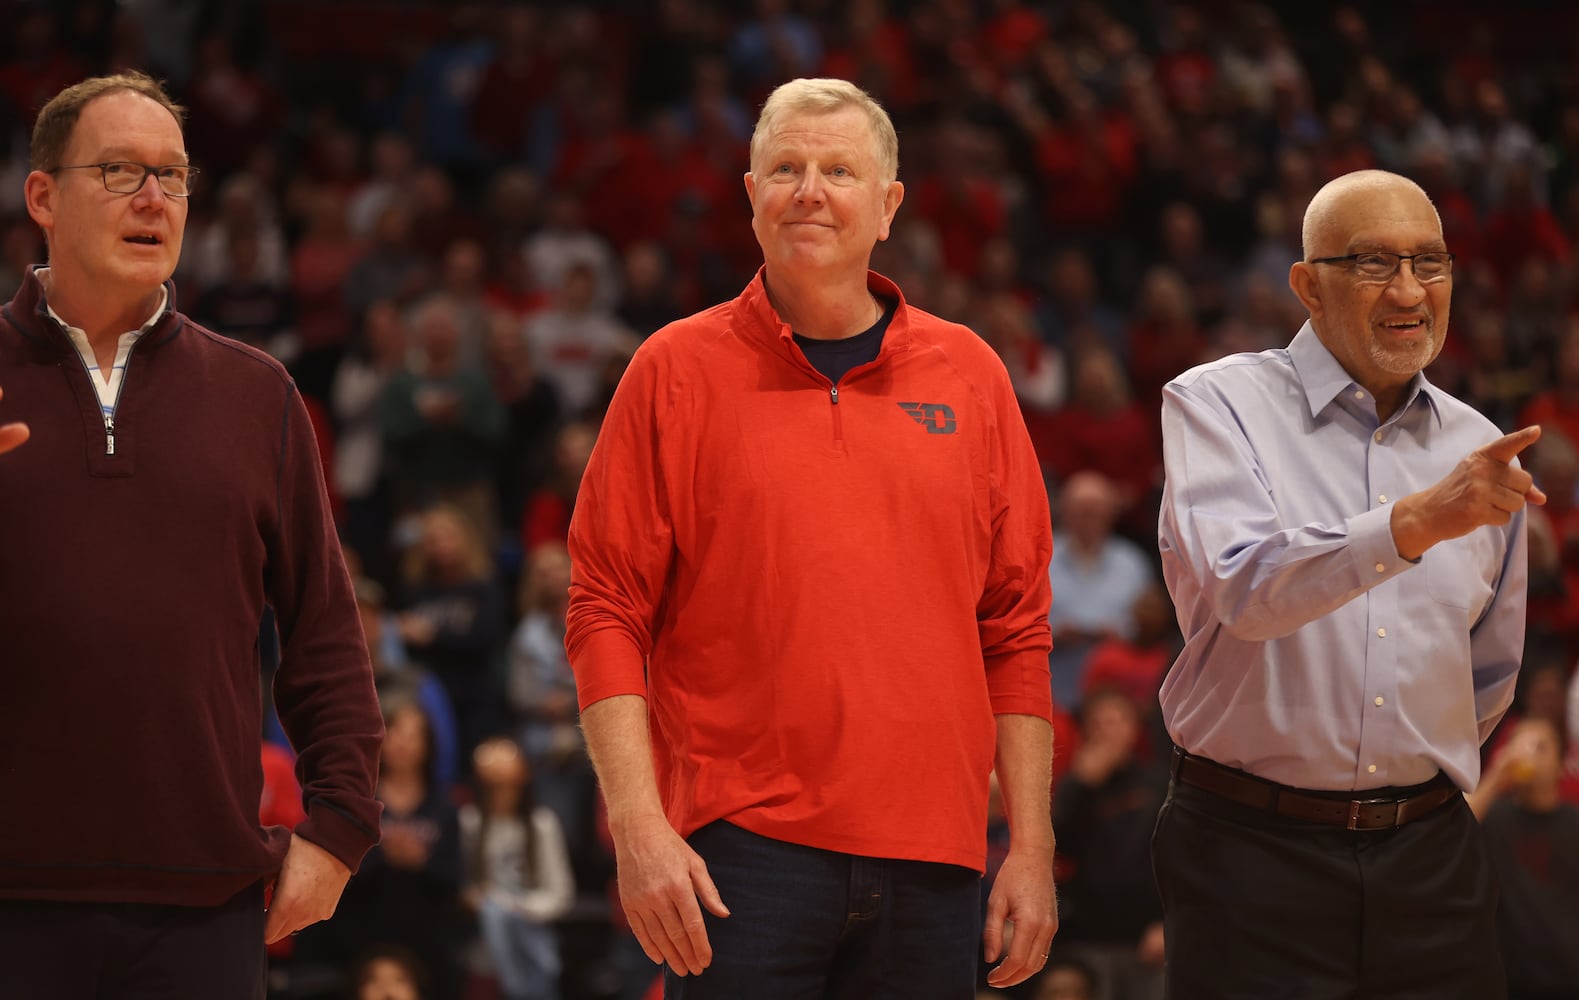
<box><xmin>1347</xmin><ymin>504</ymin><xmax>1417</xmax><ymax>586</ymax></box>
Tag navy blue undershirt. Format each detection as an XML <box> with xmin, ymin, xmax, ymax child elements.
<box><xmin>793</xmin><ymin>297</ymin><xmax>894</xmax><ymax>385</ymax></box>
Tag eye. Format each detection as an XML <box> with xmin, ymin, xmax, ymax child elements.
<box><xmin>156</xmin><ymin>166</ymin><xmax>187</xmax><ymax>181</ymax></box>
<box><xmin>775</xmin><ymin>163</ymin><xmax>794</xmax><ymax>174</ymax></box>
<box><xmin>830</xmin><ymin>166</ymin><xmax>850</xmax><ymax>178</ymax></box>
<box><xmin>1353</xmin><ymin>253</ymin><xmax>1394</xmax><ymax>276</ymax></box>
<box><xmin>102</xmin><ymin>162</ymin><xmax>134</xmax><ymax>176</ymax></box>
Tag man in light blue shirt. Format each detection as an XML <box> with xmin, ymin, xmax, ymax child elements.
<box><xmin>1153</xmin><ymin>169</ymin><xmax>1544</xmax><ymax>1000</ymax></box>
<box><xmin>1047</xmin><ymin>470</ymin><xmax>1154</xmax><ymax>711</ymax></box>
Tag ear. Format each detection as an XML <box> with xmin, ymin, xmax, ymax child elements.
<box><xmin>743</xmin><ymin>170</ymin><xmax>757</xmax><ymax>212</ymax></box>
<box><xmin>876</xmin><ymin>180</ymin><xmax>905</xmax><ymax>242</ymax></box>
<box><xmin>1288</xmin><ymin>260</ymin><xmax>1322</xmax><ymax>319</ymax></box>
<box><xmin>23</xmin><ymin>170</ymin><xmax>56</xmax><ymax>236</ymax></box>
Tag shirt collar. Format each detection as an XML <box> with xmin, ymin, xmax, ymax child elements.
<box><xmin>1287</xmin><ymin>320</ymin><xmax>1443</xmax><ymax>428</ymax></box>
<box><xmin>36</xmin><ymin>266</ymin><xmax>169</xmax><ymax>339</ymax></box>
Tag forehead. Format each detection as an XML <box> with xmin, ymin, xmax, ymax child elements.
<box><xmin>68</xmin><ymin>91</ymin><xmax>185</xmax><ymax>161</ymax></box>
<box><xmin>759</xmin><ymin>106</ymin><xmax>877</xmax><ymax>157</ymax></box>
<box><xmin>1327</xmin><ymin>186</ymin><xmax>1443</xmax><ymax>253</ymax></box>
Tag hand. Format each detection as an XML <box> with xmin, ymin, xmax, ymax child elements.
<box><xmin>1069</xmin><ymin>737</ymin><xmax>1128</xmax><ymax>787</ymax></box>
<box><xmin>610</xmin><ymin>812</ymin><xmax>730</xmax><ymax>977</ymax></box>
<box><xmin>397</xmin><ymin>612</ymin><xmax>438</xmax><ymax>646</ymax></box>
<box><xmin>1392</xmin><ymin>425</ymin><xmax>1547</xmax><ymax>560</ymax></box>
<box><xmin>1138</xmin><ymin>921</ymin><xmax>1166</xmax><ymax>966</ymax></box>
<box><xmin>0</xmin><ymin>386</ymin><xmax>28</xmax><ymax>455</ymax></box>
<box><xmin>379</xmin><ymin>826</ymin><xmax>432</xmax><ymax>870</ymax></box>
<box><xmin>982</xmin><ymin>844</ymin><xmax>1059</xmax><ymax>989</ymax></box>
<box><xmin>263</xmin><ymin>833</ymin><xmax>353</xmax><ymax>945</ymax></box>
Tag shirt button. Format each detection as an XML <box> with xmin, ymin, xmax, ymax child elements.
<box><xmin>1377</xmin><ymin>627</ymin><xmax>1386</xmax><ymax>638</ymax></box>
<box><xmin>1378</xmin><ymin>494</ymin><xmax>1388</xmax><ymax>504</ymax></box>
<box><xmin>1374</xmin><ymin>431</ymin><xmax>1384</xmax><ymax>442</ymax></box>
<box><xmin>1375</xmin><ymin>562</ymin><xmax>1386</xmax><ymax>573</ymax></box>
<box><xmin>1375</xmin><ymin>696</ymin><xmax>1385</xmax><ymax>707</ymax></box>
<box><xmin>1368</xmin><ymin>764</ymin><xmax>1378</xmax><ymax>774</ymax></box>
<box><xmin>1354</xmin><ymin>390</ymin><xmax>1365</xmax><ymax>399</ymax></box>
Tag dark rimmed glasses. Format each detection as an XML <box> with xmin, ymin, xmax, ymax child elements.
<box><xmin>52</xmin><ymin>161</ymin><xmax>198</xmax><ymax>198</ymax></box>
<box><xmin>1308</xmin><ymin>251</ymin><xmax>1454</xmax><ymax>282</ymax></box>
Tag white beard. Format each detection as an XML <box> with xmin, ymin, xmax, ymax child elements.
<box><xmin>1370</xmin><ymin>327</ymin><xmax>1437</xmax><ymax>376</ymax></box>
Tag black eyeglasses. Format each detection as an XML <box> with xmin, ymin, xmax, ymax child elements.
<box><xmin>1308</xmin><ymin>251</ymin><xmax>1454</xmax><ymax>282</ymax></box>
<box><xmin>52</xmin><ymin>161</ymin><xmax>198</xmax><ymax>198</ymax></box>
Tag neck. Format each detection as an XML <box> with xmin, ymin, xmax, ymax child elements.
<box><xmin>764</xmin><ymin>268</ymin><xmax>880</xmax><ymax>341</ymax></box>
<box><xmin>40</xmin><ymin>270</ymin><xmax>162</xmax><ymax>349</ymax></box>
<box><xmin>1373</xmin><ymin>385</ymin><xmax>1409</xmax><ymax>423</ymax></box>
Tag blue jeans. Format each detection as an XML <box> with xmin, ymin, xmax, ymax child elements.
<box><xmin>478</xmin><ymin>897</ymin><xmax>561</xmax><ymax>1000</ymax></box>
<box><xmin>665</xmin><ymin>821</ymin><xmax>982</xmax><ymax>1000</ymax></box>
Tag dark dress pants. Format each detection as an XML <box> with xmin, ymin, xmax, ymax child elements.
<box><xmin>1151</xmin><ymin>780</ymin><xmax>1503</xmax><ymax>1000</ymax></box>
<box><xmin>0</xmin><ymin>881</ymin><xmax>267</xmax><ymax>1000</ymax></box>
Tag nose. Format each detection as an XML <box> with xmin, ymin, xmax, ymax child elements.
<box><xmin>129</xmin><ymin>170</ymin><xmax>168</xmax><ymax>207</ymax></box>
<box><xmin>794</xmin><ymin>167</ymin><xmax>825</xmax><ymax>205</ymax></box>
<box><xmin>1384</xmin><ymin>260</ymin><xmax>1428</xmax><ymax>304</ymax></box>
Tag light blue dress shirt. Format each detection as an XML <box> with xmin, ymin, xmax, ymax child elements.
<box><xmin>1158</xmin><ymin>323</ymin><xmax>1527</xmax><ymax>793</ymax></box>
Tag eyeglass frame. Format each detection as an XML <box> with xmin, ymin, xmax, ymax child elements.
<box><xmin>1307</xmin><ymin>251</ymin><xmax>1455</xmax><ymax>282</ymax></box>
<box><xmin>50</xmin><ymin>161</ymin><xmax>199</xmax><ymax>198</ymax></box>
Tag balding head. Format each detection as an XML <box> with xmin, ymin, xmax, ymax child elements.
<box><xmin>1289</xmin><ymin>169</ymin><xmax>1452</xmax><ymax>421</ymax></box>
<box><xmin>1300</xmin><ymin>170</ymin><xmax>1439</xmax><ymax>261</ymax></box>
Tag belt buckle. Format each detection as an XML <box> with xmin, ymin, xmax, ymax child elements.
<box><xmin>1346</xmin><ymin>797</ymin><xmax>1399</xmax><ymax>830</ymax></box>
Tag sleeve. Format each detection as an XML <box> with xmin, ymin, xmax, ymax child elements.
<box><xmin>979</xmin><ymin>365</ymin><xmax>1054</xmax><ymax>720</ymax></box>
<box><xmin>1470</xmin><ymin>512</ymin><xmax>1529</xmax><ymax>742</ymax></box>
<box><xmin>1160</xmin><ymin>381</ymin><xmax>1410</xmax><ymax>642</ymax></box>
<box><xmin>268</xmin><ymin>381</ymin><xmax>384</xmax><ymax>871</ymax></box>
<box><xmin>564</xmin><ymin>345</ymin><xmax>675</xmax><ymax>709</ymax></box>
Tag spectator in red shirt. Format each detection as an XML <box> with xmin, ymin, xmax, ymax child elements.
<box><xmin>520</xmin><ymin>421</ymin><xmax>597</xmax><ymax>555</ymax></box>
<box><xmin>910</xmin><ymin>119</ymin><xmax>1007</xmax><ymax>280</ymax></box>
<box><xmin>1484</xmin><ymin>163</ymin><xmax>1572</xmax><ymax>297</ymax></box>
<box><xmin>1030</xmin><ymin>348</ymin><xmax>1162</xmax><ymax>536</ymax></box>
<box><xmin>1125</xmin><ymin>265</ymin><xmax>1208</xmax><ymax>409</ymax></box>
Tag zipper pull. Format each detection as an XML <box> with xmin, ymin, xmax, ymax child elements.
<box><xmin>830</xmin><ymin>386</ymin><xmax>839</xmax><ymax>405</ymax></box>
<box><xmin>104</xmin><ymin>414</ymin><xmax>115</xmax><ymax>456</ymax></box>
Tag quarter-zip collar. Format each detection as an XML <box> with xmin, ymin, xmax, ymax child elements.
<box><xmin>1</xmin><ymin>264</ymin><xmax>182</xmax><ymax>358</ymax></box>
<box><xmin>733</xmin><ymin>265</ymin><xmax>915</xmax><ymax>365</ymax></box>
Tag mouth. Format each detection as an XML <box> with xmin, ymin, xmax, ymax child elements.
<box><xmin>1377</xmin><ymin>316</ymin><xmax>1428</xmax><ymax>335</ymax></box>
<box><xmin>124</xmin><ymin>233</ymin><xmax>162</xmax><ymax>246</ymax></box>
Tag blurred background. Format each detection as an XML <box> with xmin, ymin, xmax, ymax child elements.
<box><xmin>4</xmin><ymin>2</ymin><xmax>1577</xmax><ymax>999</ymax></box>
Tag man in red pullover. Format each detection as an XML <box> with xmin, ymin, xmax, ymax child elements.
<box><xmin>568</xmin><ymin>77</ymin><xmax>1058</xmax><ymax>998</ymax></box>
<box><xmin>0</xmin><ymin>73</ymin><xmax>382</xmax><ymax>998</ymax></box>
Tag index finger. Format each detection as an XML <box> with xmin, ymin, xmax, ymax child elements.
<box><xmin>1481</xmin><ymin>425</ymin><xmax>1541</xmax><ymax>464</ymax></box>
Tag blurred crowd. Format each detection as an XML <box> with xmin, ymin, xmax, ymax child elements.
<box><xmin>3</xmin><ymin>1</ymin><xmax>1578</xmax><ymax>998</ymax></box>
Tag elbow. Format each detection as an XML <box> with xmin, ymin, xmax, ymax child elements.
<box><xmin>1210</xmin><ymin>593</ymin><xmax>1296</xmax><ymax>643</ymax></box>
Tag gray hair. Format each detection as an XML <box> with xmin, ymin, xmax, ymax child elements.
<box><xmin>750</xmin><ymin>78</ymin><xmax>899</xmax><ymax>184</ymax></box>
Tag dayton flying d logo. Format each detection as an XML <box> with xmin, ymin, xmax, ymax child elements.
<box><xmin>897</xmin><ymin>401</ymin><xmax>957</xmax><ymax>434</ymax></box>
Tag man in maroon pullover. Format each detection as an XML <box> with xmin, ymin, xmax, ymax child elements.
<box><xmin>0</xmin><ymin>73</ymin><xmax>383</xmax><ymax>998</ymax></box>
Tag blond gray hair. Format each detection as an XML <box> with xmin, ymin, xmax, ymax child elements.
<box><xmin>750</xmin><ymin>78</ymin><xmax>898</xmax><ymax>184</ymax></box>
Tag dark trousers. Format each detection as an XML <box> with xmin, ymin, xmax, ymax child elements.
<box><xmin>665</xmin><ymin>821</ymin><xmax>983</xmax><ymax>1000</ymax></box>
<box><xmin>1151</xmin><ymin>779</ymin><xmax>1504</xmax><ymax>1000</ymax></box>
<box><xmin>0</xmin><ymin>882</ymin><xmax>266</xmax><ymax>1000</ymax></box>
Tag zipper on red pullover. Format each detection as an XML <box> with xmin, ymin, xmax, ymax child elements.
<box><xmin>829</xmin><ymin>384</ymin><xmax>843</xmax><ymax>442</ymax></box>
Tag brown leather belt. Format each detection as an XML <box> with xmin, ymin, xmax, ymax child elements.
<box><xmin>1169</xmin><ymin>746</ymin><xmax>1460</xmax><ymax>831</ymax></box>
